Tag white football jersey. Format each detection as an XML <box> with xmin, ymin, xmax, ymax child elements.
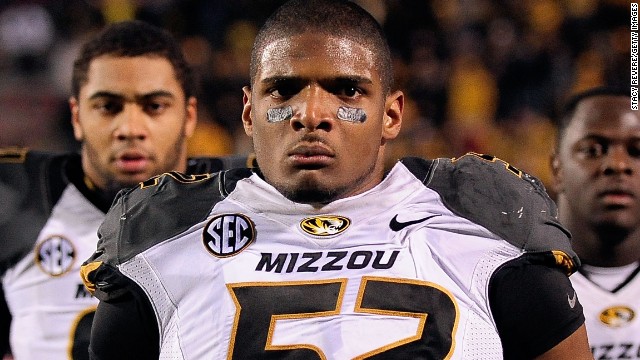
<box><xmin>571</xmin><ymin>271</ymin><xmax>640</xmax><ymax>359</ymax></box>
<box><xmin>0</xmin><ymin>149</ymin><xmax>246</xmax><ymax>360</ymax></box>
<box><xmin>2</xmin><ymin>184</ymin><xmax>100</xmax><ymax>359</ymax></box>
<box><xmin>84</xmin><ymin>154</ymin><xmax>580</xmax><ymax>359</ymax></box>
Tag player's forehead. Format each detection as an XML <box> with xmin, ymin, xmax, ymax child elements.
<box><xmin>568</xmin><ymin>96</ymin><xmax>640</xmax><ymax>137</ymax></box>
<box><xmin>254</xmin><ymin>33</ymin><xmax>378</xmax><ymax>84</ymax></box>
<box><xmin>82</xmin><ymin>55</ymin><xmax>183</xmax><ymax>99</ymax></box>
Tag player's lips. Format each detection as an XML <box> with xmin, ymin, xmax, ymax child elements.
<box><xmin>288</xmin><ymin>144</ymin><xmax>334</xmax><ymax>167</ymax></box>
<box><xmin>114</xmin><ymin>150</ymin><xmax>150</xmax><ymax>173</ymax></box>
<box><xmin>598</xmin><ymin>188</ymin><xmax>636</xmax><ymax>206</ymax></box>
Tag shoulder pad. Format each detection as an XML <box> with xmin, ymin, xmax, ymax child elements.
<box><xmin>403</xmin><ymin>153</ymin><xmax>579</xmax><ymax>273</ymax></box>
<box><xmin>0</xmin><ymin>148</ymin><xmax>74</xmax><ymax>274</ymax></box>
<box><xmin>87</xmin><ymin>168</ymin><xmax>254</xmax><ymax>268</ymax></box>
<box><xmin>0</xmin><ymin>147</ymin><xmax>28</xmax><ymax>163</ymax></box>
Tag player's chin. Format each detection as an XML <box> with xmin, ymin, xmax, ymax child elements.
<box><xmin>116</xmin><ymin>172</ymin><xmax>155</xmax><ymax>188</ymax></box>
<box><xmin>278</xmin><ymin>178</ymin><xmax>340</xmax><ymax>204</ymax></box>
<box><xmin>284</xmin><ymin>187</ymin><xmax>339</xmax><ymax>204</ymax></box>
<box><xmin>595</xmin><ymin>210</ymin><xmax>640</xmax><ymax>229</ymax></box>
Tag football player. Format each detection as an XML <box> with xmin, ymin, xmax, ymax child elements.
<box><xmin>83</xmin><ymin>1</ymin><xmax>592</xmax><ymax>359</ymax></box>
<box><xmin>552</xmin><ymin>87</ymin><xmax>640</xmax><ymax>359</ymax></box>
<box><xmin>0</xmin><ymin>20</ymin><xmax>246</xmax><ymax>359</ymax></box>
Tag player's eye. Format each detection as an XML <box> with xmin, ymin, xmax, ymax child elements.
<box><xmin>269</xmin><ymin>80</ymin><xmax>302</xmax><ymax>99</ymax></box>
<box><xmin>143</xmin><ymin>100</ymin><xmax>169</xmax><ymax>115</ymax></box>
<box><xmin>336</xmin><ymin>86</ymin><xmax>361</xmax><ymax>98</ymax></box>
<box><xmin>328</xmin><ymin>80</ymin><xmax>364</xmax><ymax>99</ymax></box>
<box><xmin>578</xmin><ymin>143</ymin><xmax>606</xmax><ymax>158</ymax></box>
<box><xmin>628</xmin><ymin>141</ymin><xmax>640</xmax><ymax>158</ymax></box>
<box><xmin>93</xmin><ymin>100</ymin><xmax>123</xmax><ymax>115</ymax></box>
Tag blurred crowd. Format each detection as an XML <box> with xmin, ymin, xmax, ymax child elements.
<box><xmin>0</xmin><ymin>0</ymin><xmax>632</xmax><ymax>191</ymax></box>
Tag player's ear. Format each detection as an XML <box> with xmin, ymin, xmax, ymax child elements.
<box><xmin>382</xmin><ymin>90</ymin><xmax>403</xmax><ymax>141</ymax></box>
<box><xmin>242</xmin><ymin>86</ymin><xmax>253</xmax><ymax>136</ymax></box>
<box><xmin>184</xmin><ymin>96</ymin><xmax>198</xmax><ymax>138</ymax></box>
<box><xmin>69</xmin><ymin>97</ymin><xmax>84</xmax><ymax>142</ymax></box>
<box><xmin>550</xmin><ymin>151</ymin><xmax>564</xmax><ymax>194</ymax></box>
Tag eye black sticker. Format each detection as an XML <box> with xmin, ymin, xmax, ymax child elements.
<box><xmin>267</xmin><ymin>106</ymin><xmax>293</xmax><ymax>123</ymax></box>
<box><xmin>337</xmin><ymin>107</ymin><xmax>367</xmax><ymax>123</ymax></box>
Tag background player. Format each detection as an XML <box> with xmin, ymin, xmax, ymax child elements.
<box><xmin>83</xmin><ymin>1</ymin><xmax>592</xmax><ymax>358</ymax></box>
<box><xmin>552</xmin><ymin>87</ymin><xmax>640</xmax><ymax>358</ymax></box>
<box><xmin>0</xmin><ymin>20</ymin><xmax>245</xmax><ymax>359</ymax></box>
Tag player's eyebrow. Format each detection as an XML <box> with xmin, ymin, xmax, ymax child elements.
<box><xmin>260</xmin><ymin>75</ymin><xmax>373</xmax><ymax>86</ymax></box>
<box><xmin>325</xmin><ymin>76</ymin><xmax>373</xmax><ymax>86</ymax></box>
<box><xmin>576</xmin><ymin>134</ymin><xmax>640</xmax><ymax>146</ymax></box>
<box><xmin>579</xmin><ymin>134</ymin><xmax>623</xmax><ymax>142</ymax></box>
<box><xmin>258</xmin><ymin>76</ymin><xmax>304</xmax><ymax>88</ymax></box>
<box><xmin>578</xmin><ymin>134</ymin><xmax>610</xmax><ymax>142</ymax></box>
<box><xmin>88</xmin><ymin>90</ymin><xmax>176</xmax><ymax>102</ymax></box>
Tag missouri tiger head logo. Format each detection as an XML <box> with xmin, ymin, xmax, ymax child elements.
<box><xmin>300</xmin><ymin>215</ymin><xmax>350</xmax><ymax>237</ymax></box>
<box><xmin>599</xmin><ymin>306</ymin><xmax>635</xmax><ymax>327</ymax></box>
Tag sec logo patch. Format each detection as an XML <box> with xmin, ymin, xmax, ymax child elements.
<box><xmin>203</xmin><ymin>214</ymin><xmax>255</xmax><ymax>257</ymax></box>
<box><xmin>35</xmin><ymin>235</ymin><xmax>76</xmax><ymax>276</ymax></box>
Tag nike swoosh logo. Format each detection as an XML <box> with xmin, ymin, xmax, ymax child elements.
<box><xmin>389</xmin><ymin>214</ymin><xmax>441</xmax><ymax>231</ymax></box>
<box><xmin>567</xmin><ymin>292</ymin><xmax>577</xmax><ymax>309</ymax></box>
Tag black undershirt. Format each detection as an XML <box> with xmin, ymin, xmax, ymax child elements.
<box><xmin>489</xmin><ymin>255</ymin><xmax>585</xmax><ymax>359</ymax></box>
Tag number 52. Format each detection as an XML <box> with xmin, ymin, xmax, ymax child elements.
<box><xmin>227</xmin><ymin>276</ymin><xmax>459</xmax><ymax>359</ymax></box>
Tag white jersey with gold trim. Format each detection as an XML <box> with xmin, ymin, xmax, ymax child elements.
<box><xmin>83</xmin><ymin>155</ymin><xmax>582</xmax><ymax>359</ymax></box>
<box><xmin>0</xmin><ymin>149</ymin><xmax>247</xmax><ymax>359</ymax></box>
<box><xmin>3</xmin><ymin>184</ymin><xmax>100</xmax><ymax>359</ymax></box>
<box><xmin>571</xmin><ymin>271</ymin><xmax>640</xmax><ymax>359</ymax></box>
<box><xmin>125</xmin><ymin>165</ymin><xmax>509</xmax><ymax>359</ymax></box>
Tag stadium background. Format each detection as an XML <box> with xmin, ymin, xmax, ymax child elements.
<box><xmin>0</xmin><ymin>0</ymin><xmax>631</xmax><ymax>196</ymax></box>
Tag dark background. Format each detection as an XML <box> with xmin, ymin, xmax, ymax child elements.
<box><xmin>0</xmin><ymin>0</ymin><xmax>632</xmax><ymax>188</ymax></box>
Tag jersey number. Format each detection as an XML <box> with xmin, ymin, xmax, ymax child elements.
<box><xmin>69</xmin><ymin>307</ymin><xmax>96</xmax><ymax>360</ymax></box>
<box><xmin>227</xmin><ymin>276</ymin><xmax>458</xmax><ymax>359</ymax></box>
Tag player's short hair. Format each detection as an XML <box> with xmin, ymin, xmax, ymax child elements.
<box><xmin>556</xmin><ymin>86</ymin><xmax>631</xmax><ymax>147</ymax></box>
<box><xmin>249</xmin><ymin>0</ymin><xmax>394</xmax><ymax>94</ymax></box>
<box><xmin>71</xmin><ymin>20</ymin><xmax>194</xmax><ymax>100</ymax></box>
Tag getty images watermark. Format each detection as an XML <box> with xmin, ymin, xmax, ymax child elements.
<box><xmin>632</xmin><ymin>3</ymin><xmax>639</xmax><ymax>110</ymax></box>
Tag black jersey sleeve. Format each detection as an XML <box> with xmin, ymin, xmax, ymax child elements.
<box><xmin>489</xmin><ymin>254</ymin><xmax>585</xmax><ymax>359</ymax></box>
<box><xmin>89</xmin><ymin>270</ymin><xmax>158</xmax><ymax>360</ymax></box>
<box><xmin>0</xmin><ymin>285</ymin><xmax>11</xmax><ymax>357</ymax></box>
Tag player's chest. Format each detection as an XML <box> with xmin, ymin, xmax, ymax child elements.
<box><xmin>144</xmin><ymin>208</ymin><xmax>505</xmax><ymax>359</ymax></box>
<box><xmin>3</xmin><ymin>185</ymin><xmax>101</xmax><ymax>309</ymax></box>
<box><xmin>150</xmin><ymin>203</ymin><xmax>503</xmax><ymax>312</ymax></box>
<box><xmin>199</xmin><ymin>202</ymin><xmax>495</xmax><ymax>277</ymax></box>
<box><xmin>34</xmin><ymin>186</ymin><xmax>104</xmax><ymax>276</ymax></box>
<box><xmin>572</xmin><ymin>273</ymin><xmax>640</xmax><ymax>355</ymax></box>
<box><xmin>6</xmin><ymin>185</ymin><xmax>103</xmax><ymax>284</ymax></box>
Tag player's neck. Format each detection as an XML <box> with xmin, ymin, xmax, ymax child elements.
<box><xmin>573</xmin><ymin>226</ymin><xmax>640</xmax><ymax>267</ymax></box>
<box><xmin>78</xmin><ymin>174</ymin><xmax>121</xmax><ymax>213</ymax></box>
<box><xmin>580</xmin><ymin>261</ymin><xmax>640</xmax><ymax>291</ymax></box>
